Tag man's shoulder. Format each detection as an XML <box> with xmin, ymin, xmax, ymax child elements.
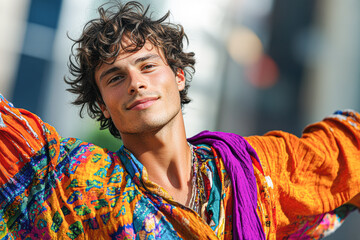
<box><xmin>58</xmin><ymin>137</ymin><xmax>124</xmax><ymax>179</ymax></box>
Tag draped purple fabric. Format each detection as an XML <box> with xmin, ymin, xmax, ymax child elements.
<box><xmin>188</xmin><ymin>131</ymin><xmax>265</xmax><ymax>240</ymax></box>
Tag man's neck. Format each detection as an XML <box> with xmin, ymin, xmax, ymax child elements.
<box><xmin>121</xmin><ymin>114</ymin><xmax>192</xmax><ymax>205</ymax></box>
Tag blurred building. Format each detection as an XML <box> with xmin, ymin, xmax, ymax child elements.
<box><xmin>0</xmin><ymin>0</ymin><xmax>359</xmax><ymax>238</ymax></box>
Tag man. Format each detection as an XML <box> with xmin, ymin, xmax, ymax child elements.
<box><xmin>1</xmin><ymin>1</ymin><xmax>360</xmax><ymax>239</ymax></box>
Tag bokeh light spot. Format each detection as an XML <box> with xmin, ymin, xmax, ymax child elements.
<box><xmin>227</xmin><ymin>27</ymin><xmax>263</xmax><ymax>65</ymax></box>
<box><xmin>245</xmin><ymin>54</ymin><xmax>279</xmax><ymax>89</ymax></box>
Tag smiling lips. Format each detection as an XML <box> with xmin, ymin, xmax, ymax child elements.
<box><xmin>127</xmin><ymin>97</ymin><xmax>159</xmax><ymax>110</ymax></box>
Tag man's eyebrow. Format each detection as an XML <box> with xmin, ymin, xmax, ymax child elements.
<box><xmin>134</xmin><ymin>53</ymin><xmax>161</xmax><ymax>65</ymax></box>
<box><xmin>99</xmin><ymin>67</ymin><xmax>121</xmax><ymax>82</ymax></box>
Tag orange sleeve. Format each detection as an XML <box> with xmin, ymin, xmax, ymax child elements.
<box><xmin>0</xmin><ymin>94</ymin><xmax>60</xmax><ymax>185</ymax></box>
<box><xmin>245</xmin><ymin>110</ymin><xmax>360</xmax><ymax>237</ymax></box>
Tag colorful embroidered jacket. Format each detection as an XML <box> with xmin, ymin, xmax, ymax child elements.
<box><xmin>1</xmin><ymin>93</ymin><xmax>360</xmax><ymax>239</ymax></box>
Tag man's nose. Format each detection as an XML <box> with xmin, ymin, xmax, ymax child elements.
<box><xmin>128</xmin><ymin>70</ymin><xmax>147</xmax><ymax>94</ymax></box>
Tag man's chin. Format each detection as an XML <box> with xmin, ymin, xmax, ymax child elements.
<box><xmin>118</xmin><ymin>121</ymin><xmax>166</xmax><ymax>136</ymax></box>
<box><xmin>118</xmin><ymin>110</ymin><xmax>181</xmax><ymax>136</ymax></box>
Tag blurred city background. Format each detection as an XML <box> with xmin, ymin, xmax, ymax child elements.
<box><xmin>0</xmin><ymin>0</ymin><xmax>359</xmax><ymax>238</ymax></box>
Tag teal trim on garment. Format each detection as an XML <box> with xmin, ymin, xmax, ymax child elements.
<box><xmin>205</xmin><ymin>156</ymin><xmax>222</xmax><ymax>230</ymax></box>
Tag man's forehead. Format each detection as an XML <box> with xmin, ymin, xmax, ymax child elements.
<box><xmin>109</xmin><ymin>39</ymin><xmax>167</xmax><ymax>64</ymax></box>
<box><xmin>117</xmin><ymin>42</ymin><xmax>161</xmax><ymax>61</ymax></box>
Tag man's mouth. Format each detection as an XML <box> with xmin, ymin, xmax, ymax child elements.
<box><xmin>126</xmin><ymin>97</ymin><xmax>159</xmax><ymax>110</ymax></box>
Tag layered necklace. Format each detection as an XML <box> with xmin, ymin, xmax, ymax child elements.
<box><xmin>187</xmin><ymin>143</ymin><xmax>204</xmax><ymax>215</ymax></box>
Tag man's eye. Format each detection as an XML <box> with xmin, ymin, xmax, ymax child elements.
<box><xmin>108</xmin><ymin>76</ymin><xmax>124</xmax><ymax>84</ymax></box>
<box><xmin>143</xmin><ymin>64</ymin><xmax>154</xmax><ymax>71</ymax></box>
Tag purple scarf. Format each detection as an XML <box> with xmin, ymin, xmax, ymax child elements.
<box><xmin>188</xmin><ymin>131</ymin><xmax>265</xmax><ymax>240</ymax></box>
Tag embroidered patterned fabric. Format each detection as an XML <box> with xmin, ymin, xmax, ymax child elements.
<box><xmin>280</xmin><ymin>204</ymin><xmax>357</xmax><ymax>239</ymax></box>
<box><xmin>0</xmin><ymin>94</ymin><xmax>232</xmax><ymax>239</ymax></box>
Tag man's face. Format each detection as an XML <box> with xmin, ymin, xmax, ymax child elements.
<box><xmin>95</xmin><ymin>42</ymin><xmax>185</xmax><ymax>137</ymax></box>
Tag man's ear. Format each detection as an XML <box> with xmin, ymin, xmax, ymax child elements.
<box><xmin>99</xmin><ymin>102</ymin><xmax>111</xmax><ymax>119</ymax></box>
<box><xmin>176</xmin><ymin>69</ymin><xmax>186</xmax><ymax>91</ymax></box>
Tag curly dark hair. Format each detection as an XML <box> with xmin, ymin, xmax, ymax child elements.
<box><xmin>65</xmin><ymin>1</ymin><xmax>196</xmax><ymax>138</ymax></box>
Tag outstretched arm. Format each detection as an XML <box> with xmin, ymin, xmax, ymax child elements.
<box><xmin>0</xmin><ymin>94</ymin><xmax>60</xmax><ymax>184</ymax></box>
<box><xmin>246</xmin><ymin>110</ymin><xmax>360</xmax><ymax>238</ymax></box>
